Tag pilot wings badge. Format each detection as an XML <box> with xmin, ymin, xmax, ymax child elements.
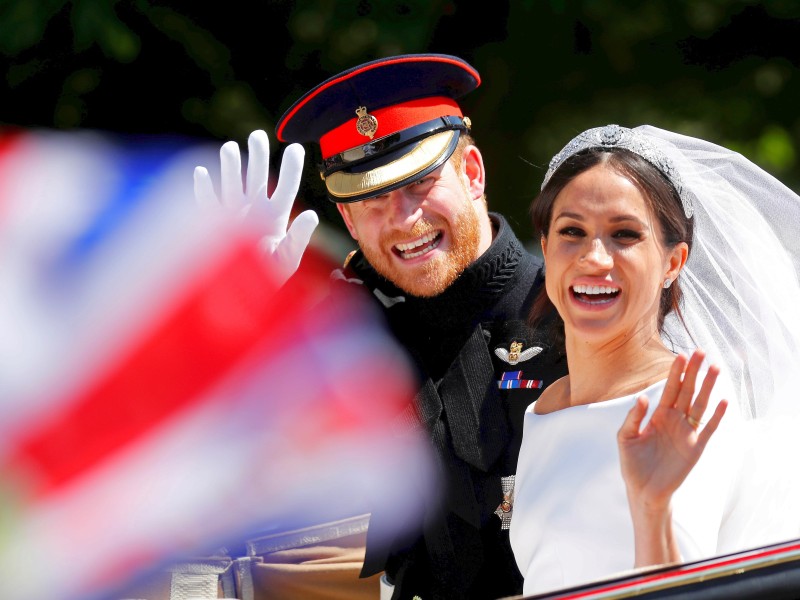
<box><xmin>494</xmin><ymin>341</ymin><xmax>542</xmax><ymax>365</ymax></box>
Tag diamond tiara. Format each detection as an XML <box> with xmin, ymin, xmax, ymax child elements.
<box><xmin>541</xmin><ymin>124</ymin><xmax>694</xmax><ymax>219</ymax></box>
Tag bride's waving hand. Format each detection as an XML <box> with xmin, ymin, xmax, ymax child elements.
<box><xmin>618</xmin><ymin>350</ymin><xmax>728</xmax><ymax>566</ymax></box>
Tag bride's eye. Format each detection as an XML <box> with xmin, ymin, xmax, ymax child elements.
<box><xmin>558</xmin><ymin>226</ymin><xmax>584</xmax><ymax>238</ymax></box>
<box><xmin>613</xmin><ymin>229</ymin><xmax>642</xmax><ymax>241</ymax></box>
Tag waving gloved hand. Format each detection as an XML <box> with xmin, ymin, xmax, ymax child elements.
<box><xmin>194</xmin><ymin>129</ymin><xmax>319</xmax><ymax>287</ymax></box>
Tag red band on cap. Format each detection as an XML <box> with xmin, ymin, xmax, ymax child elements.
<box><xmin>276</xmin><ymin>55</ymin><xmax>481</xmax><ymax>143</ymax></box>
<box><xmin>319</xmin><ymin>97</ymin><xmax>462</xmax><ymax>159</ymax></box>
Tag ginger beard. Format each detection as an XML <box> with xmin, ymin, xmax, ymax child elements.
<box><xmin>360</xmin><ymin>197</ymin><xmax>482</xmax><ymax>298</ymax></box>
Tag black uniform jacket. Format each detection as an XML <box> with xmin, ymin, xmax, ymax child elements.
<box><xmin>331</xmin><ymin>213</ymin><xmax>567</xmax><ymax>599</ymax></box>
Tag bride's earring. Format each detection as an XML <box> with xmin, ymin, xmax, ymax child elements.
<box><xmin>663</xmin><ymin>278</ymin><xmax>672</xmax><ymax>289</ymax></box>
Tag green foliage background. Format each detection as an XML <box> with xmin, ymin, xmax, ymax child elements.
<box><xmin>2</xmin><ymin>0</ymin><xmax>799</xmax><ymax>244</ymax></box>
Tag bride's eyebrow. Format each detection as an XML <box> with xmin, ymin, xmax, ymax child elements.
<box><xmin>552</xmin><ymin>211</ymin><xmax>584</xmax><ymax>221</ymax></box>
<box><xmin>608</xmin><ymin>215</ymin><xmax>647</xmax><ymax>226</ymax></box>
<box><xmin>552</xmin><ymin>211</ymin><xmax>646</xmax><ymax>227</ymax></box>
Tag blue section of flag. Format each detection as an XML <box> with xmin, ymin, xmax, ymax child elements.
<box><xmin>51</xmin><ymin>138</ymin><xmax>186</xmax><ymax>277</ymax></box>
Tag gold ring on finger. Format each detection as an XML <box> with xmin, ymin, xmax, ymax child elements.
<box><xmin>686</xmin><ymin>414</ymin><xmax>701</xmax><ymax>429</ymax></box>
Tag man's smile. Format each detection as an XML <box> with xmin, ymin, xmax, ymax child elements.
<box><xmin>394</xmin><ymin>230</ymin><xmax>443</xmax><ymax>260</ymax></box>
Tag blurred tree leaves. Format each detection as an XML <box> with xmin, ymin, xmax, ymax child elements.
<box><xmin>1</xmin><ymin>0</ymin><xmax>799</xmax><ymax>242</ymax></box>
<box><xmin>0</xmin><ymin>0</ymin><xmax>66</xmax><ymax>55</ymax></box>
<box><xmin>463</xmin><ymin>0</ymin><xmax>800</xmax><ymax>234</ymax></box>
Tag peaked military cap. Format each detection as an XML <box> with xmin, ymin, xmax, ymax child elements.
<box><xmin>276</xmin><ymin>53</ymin><xmax>480</xmax><ymax>203</ymax></box>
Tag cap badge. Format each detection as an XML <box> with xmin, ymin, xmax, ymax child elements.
<box><xmin>495</xmin><ymin>341</ymin><xmax>542</xmax><ymax>365</ymax></box>
<box><xmin>355</xmin><ymin>106</ymin><xmax>378</xmax><ymax>139</ymax></box>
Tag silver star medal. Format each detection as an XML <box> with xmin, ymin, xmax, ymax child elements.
<box><xmin>494</xmin><ymin>475</ymin><xmax>515</xmax><ymax>530</ymax></box>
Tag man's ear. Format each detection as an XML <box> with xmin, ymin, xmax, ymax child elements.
<box><xmin>461</xmin><ymin>144</ymin><xmax>486</xmax><ymax>201</ymax></box>
<box><xmin>337</xmin><ymin>203</ymin><xmax>359</xmax><ymax>240</ymax></box>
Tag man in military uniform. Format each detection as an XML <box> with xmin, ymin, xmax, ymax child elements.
<box><xmin>196</xmin><ymin>54</ymin><xmax>566</xmax><ymax>599</ymax></box>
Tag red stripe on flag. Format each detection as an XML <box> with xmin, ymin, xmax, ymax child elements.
<box><xmin>6</xmin><ymin>238</ymin><xmax>317</xmax><ymax>497</ymax></box>
<box><xmin>0</xmin><ymin>128</ymin><xmax>25</xmax><ymax>220</ymax></box>
<box><xmin>0</xmin><ymin>128</ymin><xmax>23</xmax><ymax>156</ymax></box>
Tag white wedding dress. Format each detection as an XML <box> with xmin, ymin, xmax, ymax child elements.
<box><xmin>510</xmin><ymin>377</ymin><xmax>746</xmax><ymax>596</ymax></box>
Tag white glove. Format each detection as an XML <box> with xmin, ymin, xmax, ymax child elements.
<box><xmin>194</xmin><ymin>129</ymin><xmax>319</xmax><ymax>287</ymax></box>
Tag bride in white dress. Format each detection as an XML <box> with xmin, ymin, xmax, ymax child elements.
<box><xmin>510</xmin><ymin>125</ymin><xmax>800</xmax><ymax>596</ymax></box>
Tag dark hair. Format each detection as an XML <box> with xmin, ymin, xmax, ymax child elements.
<box><xmin>529</xmin><ymin>147</ymin><xmax>694</xmax><ymax>338</ymax></box>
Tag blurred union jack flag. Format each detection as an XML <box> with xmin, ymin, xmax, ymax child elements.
<box><xmin>0</xmin><ymin>128</ymin><xmax>430</xmax><ymax>600</ymax></box>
